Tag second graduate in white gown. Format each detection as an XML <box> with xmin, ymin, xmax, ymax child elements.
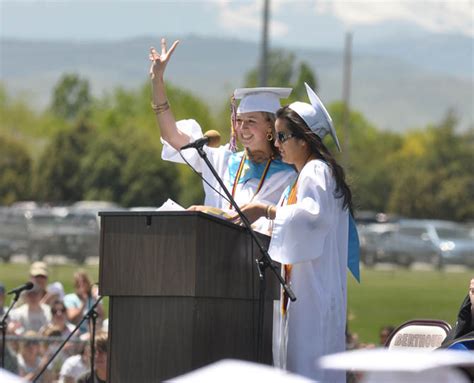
<box><xmin>237</xmin><ymin>83</ymin><xmax>353</xmax><ymax>382</ymax></box>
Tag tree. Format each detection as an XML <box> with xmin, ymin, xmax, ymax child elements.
<box><xmin>0</xmin><ymin>134</ymin><xmax>32</xmax><ymax>204</ymax></box>
<box><xmin>34</xmin><ymin>119</ymin><xmax>94</xmax><ymax>202</ymax></box>
<box><xmin>50</xmin><ymin>74</ymin><xmax>92</xmax><ymax>121</ymax></box>
<box><xmin>245</xmin><ymin>49</ymin><xmax>295</xmax><ymax>88</ymax></box>
<box><xmin>293</xmin><ymin>62</ymin><xmax>318</xmax><ymax>100</ymax></box>
<box><xmin>388</xmin><ymin>112</ymin><xmax>474</xmax><ymax>221</ymax></box>
<box><xmin>80</xmin><ymin>130</ymin><xmax>181</xmax><ymax>207</ymax></box>
<box><xmin>328</xmin><ymin>102</ymin><xmax>403</xmax><ymax>213</ymax></box>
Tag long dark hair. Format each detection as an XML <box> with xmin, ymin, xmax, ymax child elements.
<box><xmin>276</xmin><ymin>106</ymin><xmax>353</xmax><ymax>212</ymax></box>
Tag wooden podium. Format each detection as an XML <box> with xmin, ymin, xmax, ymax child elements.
<box><xmin>99</xmin><ymin>211</ymin><xmax>279</xmax><ymax>382</ymax></box>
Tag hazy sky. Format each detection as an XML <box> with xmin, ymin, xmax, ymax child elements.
<box><xmin>1</xmin><ymin>0</ymin><xmax>472</xmax><ymax>49</ymax></box>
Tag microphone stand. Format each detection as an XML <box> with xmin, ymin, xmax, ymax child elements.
<box><xmin>33</xmin><ymin>295</ymin><xmax>103</xmax><ymax>382</ymax></box>
<box><xmin>191</xmin><ymin>145</ymin><xmax>296</xmax><ymax>363</ymax></box>
<box><xmin>0</xmin><ymin>291</ymin><xmax>22</xmax><ymax>368</ymax></box>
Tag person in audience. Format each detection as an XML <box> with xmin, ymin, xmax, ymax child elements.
<box><xmin>9</xmin><ymin>284</ymin><xmax>52</xmax><ymax>334</ymax></box>
<box><xmin>42</xmin><ymin>300</ymin><xmax>75</xmax><ymax>337</ymax></box>
<box><xmin>0</xmin><ymin>335</ymin><xmax>19</xmax><ymax>375</ymax></box>
<box><xmin>59</xmin><ymin>342</ymin><xmax>90</xmax><ymax>383</ymax></box>
<box><xmin>441</xmin><ymin>277</ymin><xmax>474</xmax><ymax>350</ymax></box>
<box><xmin>16</xmin><ymin>330</ymin><xmax>43</xmax><ymax>381</ymax></box>
<box><xmin>29</xmin><ymin>262</ymin><xmax>49</xmax><ymax>300</ymax></box>
<box><xmin>77</xmin><ymin>332</ymin><xmax>108</xmax><ymax>383</ymax></box>
<box><xmin>42</xmin><ymin>281</ymin><xmax>65</xmax><ymax>306</ymax></box>
<box><xmin>41</xmin><ymin>300</ymin><xmax>77</xmax><ymax>355</ymax></box>
<box><xmin>64</xmin><ymin>270</ymin><xmax>103</xmax><ymax>335</ymax></box>
<box><xmin>39</xmin><ymin>326</ymin><xmax>67</xmax><ymax>382</ymax></box>
<box><xmin>379</xmin><ymin>325</ymin><xmax>395</xmax><ymax>346</ymax></box>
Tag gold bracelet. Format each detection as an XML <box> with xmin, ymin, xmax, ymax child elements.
<box><xmin>151</xmin><ymin>100</ymin><xmax>170</xmax><ymax>114</ymax></box>
<box><xmin>266</xmin><ymin>205</ymin><xmax>274</xmax><ymax>220</ymax></box>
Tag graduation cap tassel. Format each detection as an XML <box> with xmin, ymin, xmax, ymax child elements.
<box><xmin>229</xmin><ymin>96</ymin><xmax>238</xmax><ymax>153</ymax></box>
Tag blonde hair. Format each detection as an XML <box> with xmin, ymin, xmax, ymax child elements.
<box><xmin>74</xmin><ymin>269</ymin><xmax>92</xmax><ymax>287</ymax></box>
<box><xmin>20</xmin><ymin>330</ymin><xmax>39</xmax><ymax>353</ymax></box>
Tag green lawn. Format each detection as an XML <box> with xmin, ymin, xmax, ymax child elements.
<box><xmin>348</xmin><ymin>267</ymin><xmax>471</xmax><ymax>344</ymax></box>
<box><xmin>1</xmin><ymin>263</ymin><xmax>470</xmax><ymax>345</ymax></box>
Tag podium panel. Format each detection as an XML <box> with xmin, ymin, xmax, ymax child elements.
<box><xmin>99</xmin><ymin>212</ymin><xmax>279</xmax><ymax>382</ymax></box>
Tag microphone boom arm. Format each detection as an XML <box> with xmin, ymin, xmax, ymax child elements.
<box><xmin>193</xmin><ymin>145</ymin><xmax>296</xmax><ymax>362</ymax></box>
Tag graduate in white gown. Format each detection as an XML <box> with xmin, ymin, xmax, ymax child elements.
<box><xmin>234</xmin><ymin>83</ymin><xmax>352</xmax><ymax>382</ymax></box>
<box><xmin>148</xmin><ymin>38</ymin><xmax>296</xmax><ymax>222</ymax></box>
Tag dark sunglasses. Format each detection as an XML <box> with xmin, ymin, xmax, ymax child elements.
<box><xmin>52</xmin><ymin>308</ymin><xmax>66</xmax><ymax>314</ymax></box>
<box><xmin>276</xmin><ymin>131</ymin><xmax>296</xmax><ymax>143</ymax></box>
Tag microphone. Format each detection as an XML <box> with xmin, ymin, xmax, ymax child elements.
<box><xmin>180</xmin><ymin>130</ymin><xmax>221</xmax><ymax>150</ymax></box>
<box><xmin>7</xmin><ymin>281</ymin><xmax>34</xmax><ymax>295</ymax></box>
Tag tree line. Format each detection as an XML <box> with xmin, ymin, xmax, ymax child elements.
<box><xmin>1</xmin><ymin>52</ymin><xmax>473</xmax><ymax>221</ymax></box>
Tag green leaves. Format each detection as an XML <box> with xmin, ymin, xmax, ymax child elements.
<box><xmin>50</xmin><ymin>74</ymin><xmax>92</xmax><ymax>121</ymax></box>
<box><xmin>1</xmin><ymin>71</ymin><xmax>472</xmax><ymax>220</ymax></box>
<box><xmin>0</xmin><ymin>134</ymin><xmax>32</xmax><ymax>205</ymax></box>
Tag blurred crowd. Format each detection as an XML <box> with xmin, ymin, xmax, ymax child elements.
<box><xmin>0</xmin><ymin>262</ymin><xmax>108</xmax><ymax>382</ymax></box>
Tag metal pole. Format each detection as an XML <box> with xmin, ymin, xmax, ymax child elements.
<box><xmin>342</xmin><ymin>32</ymin><xmax>353</xmax><ymax>168</ymax></box>
<box><xmin>259</xmin><ymin>0</ymin><xmax>270</xmax><ymax>86</ymax></box>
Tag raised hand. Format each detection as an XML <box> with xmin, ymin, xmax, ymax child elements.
<box><xmin>149</xmin><ymin>38</ymin><xmax>179</xmax><ymax>80</ymax></box>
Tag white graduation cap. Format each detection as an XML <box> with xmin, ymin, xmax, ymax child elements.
<box><xmin>0</xmin><ymin>368</ymin><xmax>26</xmax><ymax>382</ymax></box>
<box><xmin>234</xmin><ymin>87</ymin><xmax>292</xmax><ymax>114</ymax></box>
<box><xmin>170</xmin><ymin>359</ymin><xmax>313</xmax><ymax>382</ymax></box>
<box><xmin>289</xmin><ymin>83</ymin><xmax>341</xmax><ymax>151</ymax></box>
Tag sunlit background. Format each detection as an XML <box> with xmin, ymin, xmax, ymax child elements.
<box><xmin>0</xmin><ymin>0</ymin><xmax>473</xmax><ymax>350</ymax></box>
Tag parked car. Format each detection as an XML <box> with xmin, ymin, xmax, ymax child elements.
<box><xmin>0</xmin><ymin>205</ymin><xmax>102</xmax><ymax>263</ymax></box>
<box><xmin>58</xmin><ymin>208</ymin><xmax>101</xmax><ymax>263</ymax></box>
<box><xmin>0</xmin><ymin>238</ymin><xmax>16</xmax><ymax>262</ymax></box>
<box><xmin>359</xmin><ymin>223</ymin><xmax>398</xmax><ymax>267</ymax></box>
<box><xmin>355</xmin><ymin>210</ymin><xmax>399</xmax><ymax>226</ymax></box>
<box><xmin>24</xmin><ymin>207</ymin><xmax>65</xmax><ymax>261</ymax></box>
<box><xmin>359</xmin><ymin>219</ymin><xmax>474</xmax><ymax>269</ymax></box>
<box><xmin>0</xmin><ymin>206</ymin><xmax>30</xmax><ymax>259</ymax></box>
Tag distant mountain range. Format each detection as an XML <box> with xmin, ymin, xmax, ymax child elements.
<box><xmin>1</xmin><ymin>34</ymin><xmax>472</xmax><ymax>132</ymax></box>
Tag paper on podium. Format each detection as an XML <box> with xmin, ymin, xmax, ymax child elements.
<box><xmin>200</xmin><ymin>206</ymin><xmax>233</xmax><ymax>220</ymax></box>
<box><xmin>155</xmin><ymin>199</ymin><xmax>232</xmax><ymax>220</ymax></box>
<box><xmin>156</xmin><ymin>199</ymin><xmax>186</xmax><ymax>211</ymax></box>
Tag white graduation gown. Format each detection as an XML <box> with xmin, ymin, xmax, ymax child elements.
<box><xmin>161</xmin><ymin>119</ymin><xmax>296</xmax><ymax>222</ymax></box>
<box><xmin>269</xmin><ymin>159</ymin><xmax>348</xmax><ymax>383</ymax></box>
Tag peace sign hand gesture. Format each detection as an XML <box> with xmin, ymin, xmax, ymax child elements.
<box><xmin>149</xmin><ymin>38</ymin><xmax>180</xmax><ymax>81</ymax></box>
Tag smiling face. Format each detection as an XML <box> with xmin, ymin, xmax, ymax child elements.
<box><xmin>235</xmin><ymin>112</ymin><xmax>273</xmax><ymax>156</ymax></box>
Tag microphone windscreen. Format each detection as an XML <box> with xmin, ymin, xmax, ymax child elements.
<box><xmin>203</xmin><ymin>130</ymin><xmax>221</xmax><ymax>148</ymax></box>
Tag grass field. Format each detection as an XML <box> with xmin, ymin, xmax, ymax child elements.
<box><xmin>348</xmin><ymin>266</ymin><xmax>471</xmax><ymax>344</ymax></box>
<box><xmin>1</xmin><ymin>263</ymin><xmax>470</xmax><ymax>345</ymax></box>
